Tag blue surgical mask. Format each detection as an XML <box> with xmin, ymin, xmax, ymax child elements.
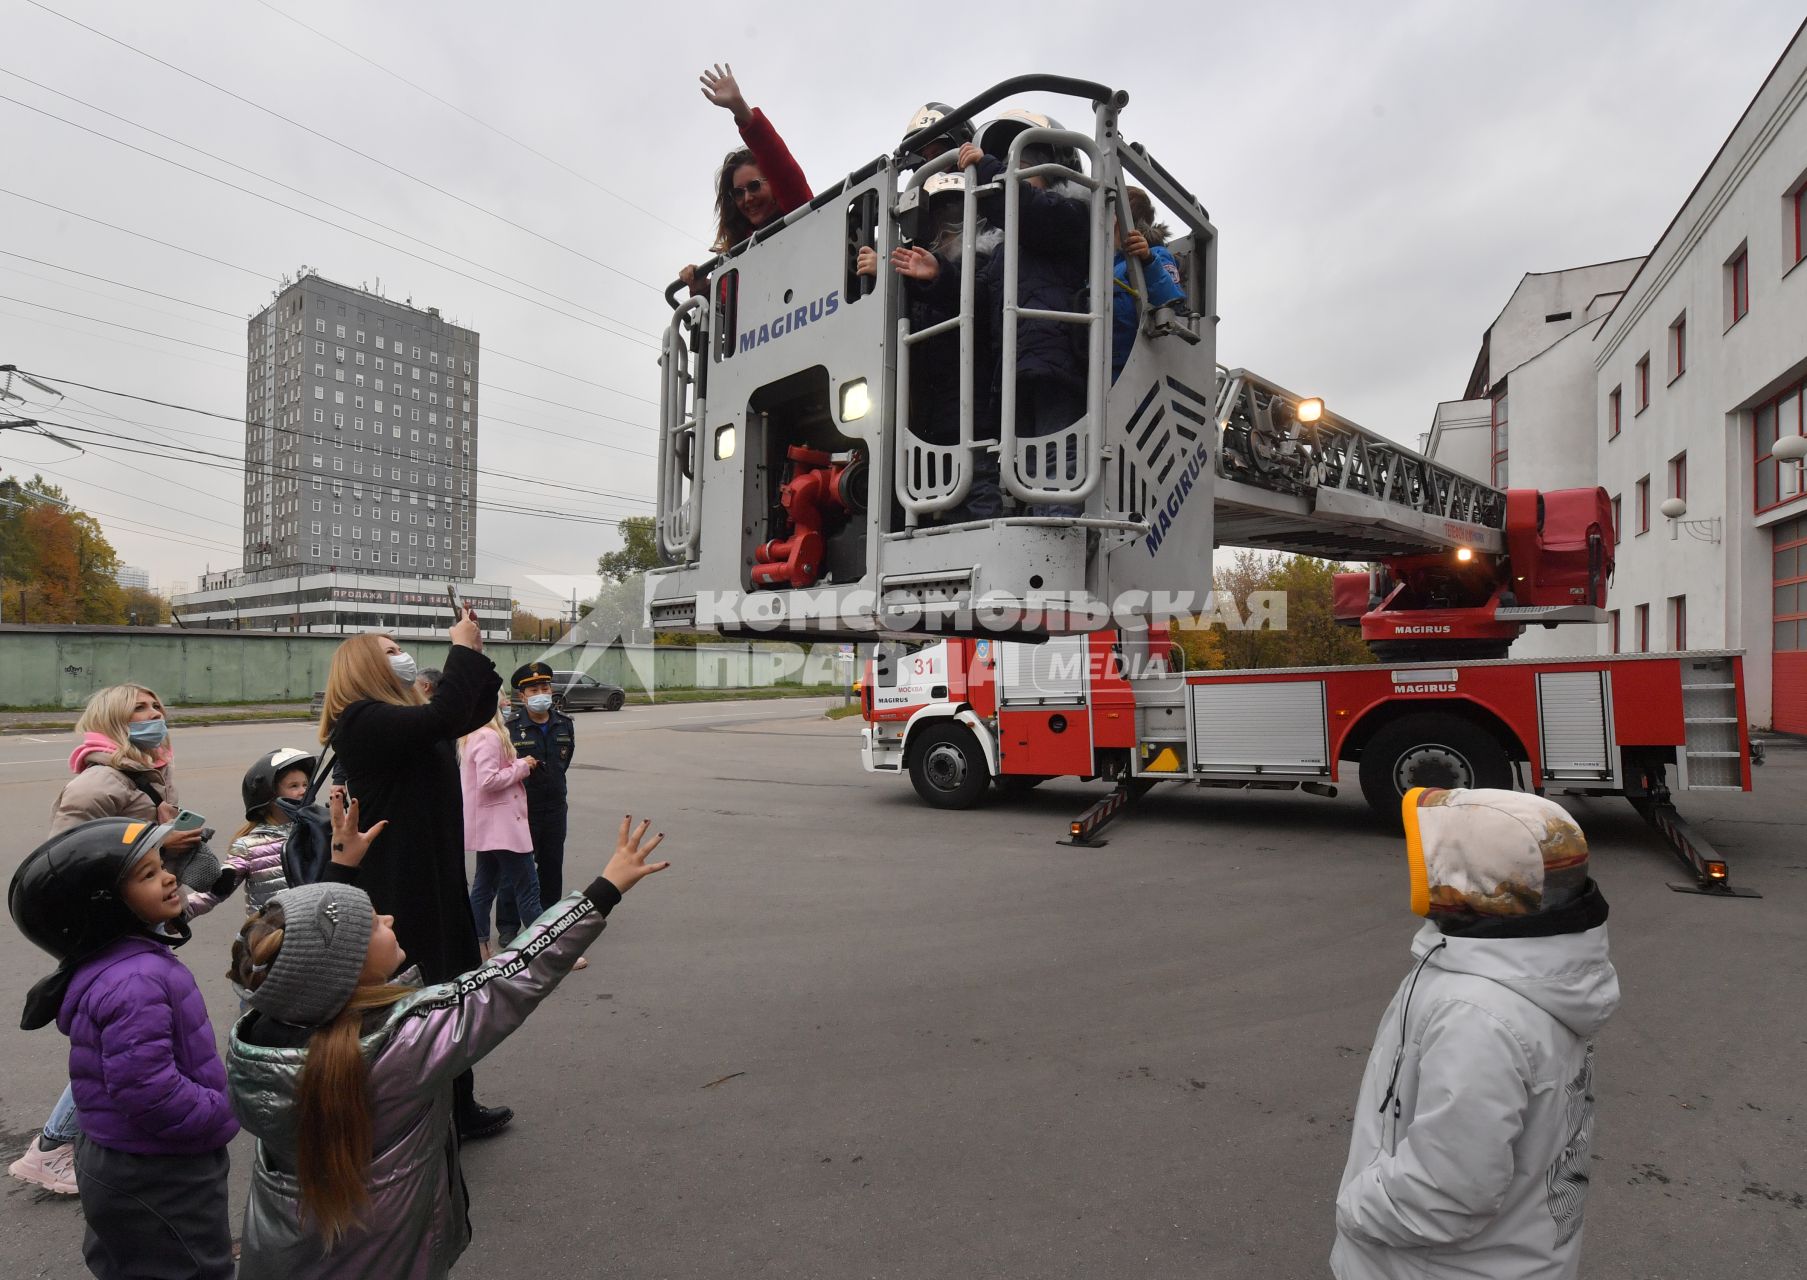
<box><xmin>127</xmin><ymin>718</ymin><xmax>168</xmax><ymax>749</ymax></box>
<box><xmin>388</xmin><ymin>652</ymin><xmax>419</xmax><ymax>686</ymax></box>
<box><xmin>526</xmin><ymin>694</ymin><xmax>554</xmax><ymax>714</ymax></box>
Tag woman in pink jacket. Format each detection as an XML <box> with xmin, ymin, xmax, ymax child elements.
<box><xmin>461</xmin><ymin>691</ymin><xmax>539</xmax><ymax>958</ymax></box>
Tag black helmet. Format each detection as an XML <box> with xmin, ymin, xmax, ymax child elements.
<box><xmin>11</xmin><ymin>818</ymin><xmax>196</xmax><ymax>1028</ymax></box>
<box><xmin>900</xmin><ymin>101</ymin><xmax>974</xmax><ymax>166</ymax></box>
<box><xmin>241</xmin><ymin>747</ymin><xmax>317</xmax><ymax>821</ymax></box>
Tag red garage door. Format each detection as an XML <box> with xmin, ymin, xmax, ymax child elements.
<box><xmin>1776</xmin><ymin>514</ymin><xmax>1807</xmax><ymax>733</ymax></box>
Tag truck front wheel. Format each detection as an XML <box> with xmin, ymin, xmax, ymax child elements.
<box><xmin>1359</xmin><ymin>712</ymin><xmax>1513</xmax><ymax>823</ymax></box>
<box><xmin>909</xmin><ymin>722</ymin><xmax>991</xmax><ymax>809</ymax></box>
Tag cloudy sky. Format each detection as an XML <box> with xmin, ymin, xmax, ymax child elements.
<box><xmin>1</xmin><ymin>0</ymin><xmax>1801</xmax><ymax>611</ymax></box>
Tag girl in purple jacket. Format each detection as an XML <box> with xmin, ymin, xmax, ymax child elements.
<box><xmin>10</xmin><ymin>815</ymin><xmax>239</xmax><ymax>1280</ymax></box>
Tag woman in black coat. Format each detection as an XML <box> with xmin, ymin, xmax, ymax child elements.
<box><xmin>318</xmin><ymin>608</ymin><xmax>513</xmax><ymax>1137</ymax></box>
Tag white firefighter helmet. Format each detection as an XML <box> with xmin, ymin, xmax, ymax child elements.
<box><xmin>900</xmin><ymin>101</ymin><xmax>974</xmax><ymax>165</ymax></box>
<box><xmin>975</xmin><ymin>107</ymin><xmax>1080</xmax><ymax>173</ymax></box>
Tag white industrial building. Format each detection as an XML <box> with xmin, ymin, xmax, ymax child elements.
<box><xmin>1427</xmin><ymin>20</ymin><xmax>1807</xmax><ymax>732</ymax></box>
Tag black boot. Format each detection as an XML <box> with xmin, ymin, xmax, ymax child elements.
<box><xmin>456</xmin><ymin>1102</ymin><xmax>514</xmax><ymax>1141</ymax></box>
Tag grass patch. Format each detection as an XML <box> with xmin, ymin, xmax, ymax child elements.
<box><xmin>823</xmin><ymin>704</ymin><xmax>865</xmax><ymax>720</ymax></box>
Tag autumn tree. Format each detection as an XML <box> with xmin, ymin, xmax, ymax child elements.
<box><xmin>1176</xmin><ymin>550</ymin><xmax>1372</xmax><ymax>670</ymax></box>
<box><xmin>0</xmin><ymin>475</ymin><xmax>128</xmax><ymax>624</ymax></box>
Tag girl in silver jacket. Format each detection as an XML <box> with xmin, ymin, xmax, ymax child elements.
<box><xmin>226</xmin><ymin>809</ymin><xmax>669</xmax><ymax>1279</ymax></box>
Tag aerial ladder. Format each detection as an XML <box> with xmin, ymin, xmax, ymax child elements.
<box><xmin>645</xmin><ymin>74</ymin><xmax>1757</xmax><ymax>895</ymax></box>
<box><xmin>647</xmin><ymin>75</ymin><xmax>1611</xmax><ymax>662</ymax></box>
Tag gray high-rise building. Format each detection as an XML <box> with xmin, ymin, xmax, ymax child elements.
<box><xmin>242</xmin><ymin>272</ymin><xmax>480</xmax><ymax>581</ymax></box>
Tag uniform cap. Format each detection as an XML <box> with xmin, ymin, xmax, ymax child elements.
<box><xmin>511</xmin><ymin>662</ymin><xmax>556</xmax><ymax>689</ymax></box>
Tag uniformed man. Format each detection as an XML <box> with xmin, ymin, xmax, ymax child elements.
<box><xmin>497</xmin><ymin>662</ymin><xmax>576</xmax><ymax>943</ymax></box>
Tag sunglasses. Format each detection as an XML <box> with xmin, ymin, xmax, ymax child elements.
<box><xmin>730</xmin><ymin>177</ymin><xmax>767</xmax><ymax>202</ymax></box>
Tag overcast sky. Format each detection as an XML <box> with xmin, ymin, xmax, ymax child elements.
<box><xmin>1</xmin><ymin>0</ymin><xmax>1801</xmax><ymax>611</ymax></box>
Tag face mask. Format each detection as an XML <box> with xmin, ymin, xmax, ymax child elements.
<box><xmin>126</xmin><ymin>718</ymin><xmax>168</xmax><ymax>749</ymax></box>
<box><xmin>388</xmin><ymin>652</ymin><xmax>419</xmax><ymax>686</ymax></box>
<box><xmin>526</xmin><ymin>694</ymin><xmax>554</xmax><ymax>713</ymax></box>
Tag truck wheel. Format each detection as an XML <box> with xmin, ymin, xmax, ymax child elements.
<box><xmin>1359</xmin><ymin>712</ymin><xmax>1513</xmax><ymax>823</ymax></box>
<box><xmin>909</xmin><ymin>722</ymin><xmax>991</xmax><ymax>809</ymax></box>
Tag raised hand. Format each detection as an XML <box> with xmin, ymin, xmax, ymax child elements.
<box><xmin>603</xmin><ymin>815</ymin><xmax>669</xmax><ymax>895</ymax></box>
<box><xmin>330</xmin><ymin>790</ymin><xmax>389</xmax><ymax>869</ymax></box>
<box><xmin>449</xmin><ymin>603</ymin><xmax>482</xmax><ymax>651</ymax></box>
<box><xmin>699</xmin><ymin>64</ymin><xmax>750</xmax><ymax>124</ymax></box>
<box><xmin>890</xmin><ymin>246</ymin><xmax>940</xmax><ymax>283</ymax></box>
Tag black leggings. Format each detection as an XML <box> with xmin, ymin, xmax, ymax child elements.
<box><xmin>75</xmin><ymin>1138</ymin><xmax>232</xmax><ymax>1280</ymax></box>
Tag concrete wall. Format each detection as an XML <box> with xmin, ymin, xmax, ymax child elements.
<box><xmin>1590</xmin><ymin>28</ymin><xmax>1807</xmax><ymax>726</ymax></box>
<box><xmin>1486</xmin><ymin>260</ymin><xmax>1642</xmax><ymax>381</ymax></box>
<box><xmin>0</xmin><ymin>628</ymin><xmax>854</xmax><ymax>710</ymax></box>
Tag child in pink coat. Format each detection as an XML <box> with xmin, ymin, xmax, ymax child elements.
<box><xmin>461</xmin><ymin>691</ymin><xmax>540</xmax><ymax>956</ymax></box>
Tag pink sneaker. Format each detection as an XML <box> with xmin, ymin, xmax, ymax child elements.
<box><xmin>9</xmin><ymin>1137</ymin><xmax>77</xmax><ymax>1195</ymax></box>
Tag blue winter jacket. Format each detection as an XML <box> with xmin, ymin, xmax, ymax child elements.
<box><xmin>1111</xmin><ymin>245</ymin><xmax>1185</xmax><ymax>380</ymax></box>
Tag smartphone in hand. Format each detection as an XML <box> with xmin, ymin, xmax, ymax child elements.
<box><xmin>446</xmin><ymin>583</ymin><xmax>466</xmax><ymax>618</ymax></box>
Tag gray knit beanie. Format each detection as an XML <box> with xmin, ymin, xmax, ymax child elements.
<box><xmin>249</xmin><ymin>883</ymin><xmax>375</xmax><ymax>1026</ymax></box>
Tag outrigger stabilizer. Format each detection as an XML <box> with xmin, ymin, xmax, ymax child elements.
<box><xmin>1061</xmin><ymin>765</ymin><xmax>1761</xmax><ymax>898</ymax></box>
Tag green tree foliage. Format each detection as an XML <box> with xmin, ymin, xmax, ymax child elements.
<box><xmin>1178</xmin><ymin>550</ymin><xmax>1373</xmax><ymax>671</ymax></box>
<box><xmin>120</xmin><ymin>587</ymin><xmax>172</xmax><ymax>625</ymax></box>
<box><xmin>0</xmin><ymin>475</ymin><xmax>129</xmax><ymax>624</ymax></box>
<box><xmin>597</xmin><ymin>515</ymin><xmax>661</xmax><ymax>583</ymax></box>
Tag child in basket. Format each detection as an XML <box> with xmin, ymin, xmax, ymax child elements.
<box><xmin>226</xmin><ymin>810</ymin><xmax>669</xmax><ymax>1278</ymax></box>
<box><xmin>10</xmin><ymin>814</ymin><xmax>239</xmax><ymax>1279</ymax></box>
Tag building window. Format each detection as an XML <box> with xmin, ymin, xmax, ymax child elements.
<box><xmin>1635</xmin><ymin>355</ymin><xmax>1650</xmax><ymax>413</ymax></box>
<box><xmin>1777</xmin><ymin>515</ymin><xmax>1807</xmax><ymax>655</ymax></box>
<box><xmin>1608</xmin><ymin>386</ymin><xmax>1621</xmax><ymax>440</ymax></box>
<box><xmin>1667</xmin><ymin>313</ymin><xmax>1686</xmax><ymax>382</ymax></box>
<box><xmin>1611</xmin><ymin>495</ymin><xmax>1622</xmax><ymax>542</ymax></box>
<box><xmin>1669</xmin><ymin>595</ymin><xmax>1687</xmax><ymax>650</ymax></box>
<box><xmin>312</xmin><ymin>454</ymin><xmax>324</xmax><ymax>470</ymax></box>
<box><xmin>1669</xmin><ymin>452</ymin><xmax>1688</xmax><ymax>506</ymax></box>
<box><xmin>313</xmin><ymin>408</ymin><xmax>324</xmax><ymax>423</ymax></box>
<box><xmin>1635</xmin><ymin>603</ymin><xmax>1649</xmax><ymax>653</ymax></box>
<box><xmin>1636</xmin><ymin>476</ymin><xmax>1650</xmax><ymax>534</ymax></box>
<box><xmin>1490</xmin><ymin>389</ymin><xmax>1508</xmax><ymax>487</ymax></box>
<box><xmin>1755</xmin><ymin>378</ymin><xmax>1806</xmax><ymax>512</ymax></box>
<box><xmin>1793</xmin><ymin>183</ymin><xmax>1807</xmax><ymax>268</ymax></box>
<box><xmin>315</xmin><ymin>319</ymin><xmax>325</xmax><ymax>333</ymax></box>
<box><xmin>1609</xmin><ymin>609</ymin><xmax>1621</xmax><ymax>654</ymax></box>
<box><xmin>1728</xmin><ymin>247</ymin><xmax>1749</xmax><ymax>326</ymax></box>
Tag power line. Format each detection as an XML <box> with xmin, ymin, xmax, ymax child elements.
<box><xmin>33</xmin><ymin>417</ymin><xmax>634</xmax><ymax>529</ymax></box>
<box><xmin>248</xmin><ymin>0</ymin><xmax>703</xmax><ymax>245</ymax></box>
<box><xmin>2</xmin><ymin>249</ymin><xmax>658</xmax><ymax>407</ymax></box>
<box><xmin>13</xmin><ymin>366</ymin><xmax>657</xmax><ymax>469</ymax></box>
<box><xmin>14</xmin><ymin>384</ymin><xmax>649</xmax><ymax>515</ymax></box>
<box><xmin>1</xmin><ymin>295</ymin><xmax>656</xmax><ymax>437</ymax></box>
<box><xmin>0</xmin><ymin>293</ymin><xmax>240</xmax><ymax>356</ymax></box>
<box><xmin>0</xmin><ymin>250</ymin><xmax>241</xmax><ymax>320</ymax></box>
<box><xmin>0</xmin><ymin>91</ymin><xmax>659</xmax><ymax>350</ymax></box>
<box><xmin>23</xmin><ymin>1</ymin><xmax>667</xmax><ymax>295</ymax></box>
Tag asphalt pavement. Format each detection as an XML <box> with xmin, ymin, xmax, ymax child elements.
<box><xmin>0</xmin><ymin>703</ymin><xmax>1801</xmax><ymax>1278</ymax></box>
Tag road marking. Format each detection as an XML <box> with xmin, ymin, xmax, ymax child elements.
<box><xmin>0</xmin><ymin>756</ymin><xmax>73</xmax><ymax>766</ymax></box>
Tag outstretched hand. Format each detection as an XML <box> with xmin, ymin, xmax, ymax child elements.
<box><xmin>699</xmin><ymin>64</ymin><xmax>750</xmax><ymax>124</ymax></box>
<box><xmin>603</xmin><ymin>815</ymin><xmax>669</xmax><ymax>895</ymax></box>
<box><xmin>330</xmin><ymin>790</ymin><xmax>389</xmax><ymax>869</ymax></box>
<box><xmin>890</xmin><ymin>246</ymin><xmax>940</xmax><ymax>283</ymax></box>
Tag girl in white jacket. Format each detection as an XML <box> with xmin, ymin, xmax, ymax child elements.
<box><xmin>1332</xmin><ymin>787</ymin><xmax>1620</xmax><ymax>1280</ymax></box>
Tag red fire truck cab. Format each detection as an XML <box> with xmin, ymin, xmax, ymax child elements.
<box><xmin>860</xmin><ymin>631</ymin><xmax>1760</xmax><ymax>893</ymax></box>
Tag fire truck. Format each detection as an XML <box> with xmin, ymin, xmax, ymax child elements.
<box><xmin>857</xmin><ymin>629</ymin><xmax>1759</xmax><ymax>894</ymax></box>
<box><xmin>645</xmin><ymin>75</ymin><xmax>1761</xmax><ymax>893</ymax></box>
